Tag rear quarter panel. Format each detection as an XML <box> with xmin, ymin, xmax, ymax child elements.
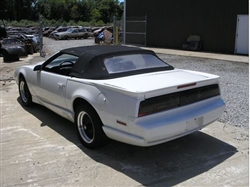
<box><xmin>65</xmin><ymin>78</ymin><xmax>141</xmax><ymax>134</ymax></box>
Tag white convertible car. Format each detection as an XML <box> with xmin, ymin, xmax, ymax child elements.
<box><xmin>14</xmin><ymin>45</ymin><xmax>225</xmax><ymax>148</ymax></box>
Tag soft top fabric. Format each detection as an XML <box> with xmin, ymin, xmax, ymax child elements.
<box><xmin>63</xmin><ymin>45</ymin><xmax>154</xmax><ymax>79</ymax></box>
<box><xmin>61</xmin><ymin>45</ymin><xmax>154</xmax><ymax>62</ymax></box>
<box><xmin>60</xmin><ymin>45</ymin><xmax>173</xmax><ymax>79</ymax></box>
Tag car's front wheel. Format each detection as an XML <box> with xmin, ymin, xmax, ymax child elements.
<box><xmin>75</xmin><ymin>105</ymin><xmax>108</xmax><ymax>149</ymax></box>
<box><xmin>19</xmin><ymin>77</ymin><xmax>33</xmax><ymax>106</ymax></box>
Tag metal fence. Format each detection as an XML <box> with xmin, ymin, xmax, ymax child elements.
<box><xmin>113</xmin><ymin>16</ymin><xmax>147</xmax><ymax>46</ymax></box>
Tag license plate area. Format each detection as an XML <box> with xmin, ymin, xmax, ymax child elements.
<box><xmin>185</xmin><ymin>116</ymin><xmax>204</xmax><ymax>131</ymax></box>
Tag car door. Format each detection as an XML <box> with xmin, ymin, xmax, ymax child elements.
<box><xmin>71</xmin><ymin>29</ymin><xmax>79</xmax><ymax>38</ymax></box>
<box><xmin>36</xmin><ymin>71</ymin><xmax>68</xmax><ymax>114</ymax></box>
<box><xmin>33</xmin><ymin>53</ymin><xmax>78</xmax><ymax>116</ymax></box>
<box><xmin>78</xmin><ymin>28</ymin><xmax>85</xmax><ymax>38</ymax></box>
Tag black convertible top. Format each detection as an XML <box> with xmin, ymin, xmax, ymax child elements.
<box><xmin>61</xmin><ymin>45</ymin><xmax>152</xmax><ymax>58</ymax></box>
<box><xmin>61</xmin><ymin>45</ymin><xmax>173</xmax><ymax>79</ymax></box>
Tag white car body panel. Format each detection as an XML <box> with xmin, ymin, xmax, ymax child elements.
<box><xmin>96</xmin><ymin>69</ymin><xmax>219</xmax><ymax>98</ymax></box>
<box><xmin>103</xmin><ymin>96</ymin><xmax>224</xmax><ymax>146</ymax></box>
<box><xmin>14</xmin><ymin>54</ymin><xmax>225</xmax><ymax>147</ymax></box>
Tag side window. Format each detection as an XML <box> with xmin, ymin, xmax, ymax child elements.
<box><xmin>43</xmin><ymin>54</ymin><xmax>78</xmax><ymax>76</ymax></box>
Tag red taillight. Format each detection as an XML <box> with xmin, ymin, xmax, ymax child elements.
<box><xmin>177</xmin><ymin>83</ymin><xmax>196</xmax><ymax>89</ymax></box>
<box><xmin>138</xmin><ymin>84</ymin><xmax>220</xmax><ymax>117</ymax></box>
<box><xmin>138</xmin><ymin>94</ymin><xmax>179</xmax><ymax>117</ymax></box>
<box><xmin>116</xmin><ymin>120</ymin><xmax>127</xmax><ymax>126</ymax></box>
<box><xmin>138</xmin><ymin>113</ymin><xmax>146</xmax><ymax>117</ymax></box>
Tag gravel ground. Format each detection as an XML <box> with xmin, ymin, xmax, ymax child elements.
<box><xmin>158</xmin><ymin>54</ymin><xmax>249</xmax><ymax>129</ymax></box>
<box><xmin>0</xmin><ymin>37</ymin><xmax>248</xmax><ymax>129</ymax></box>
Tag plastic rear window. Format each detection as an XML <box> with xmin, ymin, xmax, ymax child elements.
<box><xmin>104</xmin><ymin>54</ymin><xmax>169</xmax><ymax>74</ymax></box>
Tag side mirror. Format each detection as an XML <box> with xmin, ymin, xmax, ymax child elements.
<box><xmin>33</xmin><ymin>65</ymin><xmax>42</xmax><ymax>71</ymax></box>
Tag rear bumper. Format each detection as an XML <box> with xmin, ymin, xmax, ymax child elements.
<box><xmin>103</xmin><ymin>97</ymin><xmax>225</xmax><ymax>147</ymax></box>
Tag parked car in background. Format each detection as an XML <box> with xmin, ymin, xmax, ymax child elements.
<box><xmin>54</xmin><ymin>28</ymin><xmax>92</xmax><ymax>40</ymax></box>
<box><xmin>43</xmin><ymin>27</ymin><xmax>50</xmax><ymax>32</ymax></box>
<box><xmin>43</xmin><ymin>27</ymin><xmax>56</xmax><ymax>37</ymax></box>
<box><xmin>93</xmin><ymin>26</ymin><xmax>113</xmax><ymax>37</ymax></box>
<box><xmin>79</xmin><ymin>27</ymin><xmax>94</xmax><ymax>38</ymax></box>
<box><xmin>0</xmin><ymin>26</ymin><xmax>40</xmax><ymax>62</ymax></box>
<box><xmin>0</xmin><ymin>38</ymin><xmax>27</xmax><ymax>61</ymax></box>
<box><xmin>8</xmin><ymin>33</ymin><xmax>40</xmax><ymax>54</ymax></box>
<box><xmin>0</xmin><ymin>25</ymin><xmax>7</xmax><ymax>39</ymax></box>
<box><xmin>49</xmin><ymin>27</ymin><xmax>69</xmax><ymax>39</ymax></box>
<box><xmin>6</xmin><ymin>27</ymin><xmax>38</xmax><ymax>35</ymax></box>
<box><xmin>14</xmin><ymin>45</ymin><xmax>225</xmax><ymax>149</ymax></box>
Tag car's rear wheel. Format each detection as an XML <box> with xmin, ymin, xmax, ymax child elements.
<box><xmin>75</xmin><ymin>105</ymin><xmax>108</xmax><ymax>149</ymax></box>
<box><xmin>26</xmin><ymin>44</ymin><xmax>34</xmax><ymax>54</ymax></box>
<box><xmin>19</xmin><ymin>77</ymin><xmax>33</xmax><ymax>106</ymax></box>
<box><xmin>94</xmin><ymin>37</ymin><xmax>100</xmax><ymax>44</ymax></box>
<box><xmin>83</xmin><ymin>34</ymin><xmax>88</xmax><ymax>39</ymax></box>
<box><xmin>63</xmin><ymin>36</ymin><xmax>69</xmax><ymax>40</ymax></box>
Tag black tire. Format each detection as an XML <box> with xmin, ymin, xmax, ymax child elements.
<box><xmin>94</xmin><ymin>37</ymin><xmax>100</xmax><ymax>44</ymax></box>
<box><xmin>83</xmin><ymin>34</ymin><xmax>88</xmax><ymax>39</ymax></box>
<box><xmin>4</xmin><ymin>54</ymin><xmax>19</xmax><ymax>62</ymax></box>
<box><xmin>63</xmin><ymin>36</ymin><xmax>69</xmax><ymax>40</ymax></box>
<box><xmin>33</xmin><ymin>45</ymin><xmax>37</xmax><ymax>53</ymax></box>
<box><xmin>75</xmin><ymin>105</ymin><xmax>108</xmax><ymax>149</ymax></box>
<box><xmin>19</xmin><ymin>77</ymin><xmax>33</xmax><ymax>106</ymax></box>
<box><xmin>3</xmin><ymin>50</ymin><xmax>19</xmax><ymax>62</ymax></box>
<box><xmin>26</xmin><ymin>45</ymin><xmax>34</xmax><ymax>54</ymax></box>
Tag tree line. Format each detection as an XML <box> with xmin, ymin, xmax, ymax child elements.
<box><xmin>0</xmin><ymin>0</ymin><xmax>124</xmax><ymax>25</ymax></box>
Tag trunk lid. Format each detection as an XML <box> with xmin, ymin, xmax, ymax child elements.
<box><xmin>100</xmin><ymin>69</ymin><xmax>219</xmax><ymax>99</ymax></box>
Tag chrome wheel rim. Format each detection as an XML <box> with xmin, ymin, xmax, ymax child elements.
<box><xmin>20</xmin><ymin>81</ymin><xmax>28</xmax><ymax>103</ymax></box>
<box><xmin>77</xmin><ymin>111</ymin><xmax>94</xmax><ymax>143</ymax></box>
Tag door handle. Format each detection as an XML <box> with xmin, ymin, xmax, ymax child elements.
<box><xmin>57</xmin><ymin>83</ymin><xmax>65</xmax><ymax>88</ymax></box>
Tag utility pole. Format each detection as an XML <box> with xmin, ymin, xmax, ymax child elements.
<box><xmin>123</xmin><ymin>0</ymin><xmax>126</xmax><ymax>45</ymax></box>
<box><xmin>39</xmin><ymin>14</ymin><xmax>45</xmax><ymax>57</ymax></box>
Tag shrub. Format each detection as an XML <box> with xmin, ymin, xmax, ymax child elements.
<box><xmin>4</xmin><ymin>19</ymin><xmax>110</xmax><ymax>28</ymax></box>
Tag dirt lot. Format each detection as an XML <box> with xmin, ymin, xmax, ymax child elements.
<box><xmin>0</xmin><ymin>39</ymin><xmax>249</xmax><ymax>186</ymax></box>
<box><xmin>0</xmin><ymin>82</ymin><xmax>248</xmax><ymax>186</ymax></box>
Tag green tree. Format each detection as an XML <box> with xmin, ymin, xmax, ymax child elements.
<box><xmin>1</xmin><ymin>0</ymin><xmax>123</xmax><ymax>25</ymax></box>
<box><xmin>91</xmin><ymin>8</ymin><xmax>101</xmax><ymax>22</ymax></box>
<box><xmin>0</xmin><ymin>0</ymin><xmax>8</xmax><ymax>21</ymax></box>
